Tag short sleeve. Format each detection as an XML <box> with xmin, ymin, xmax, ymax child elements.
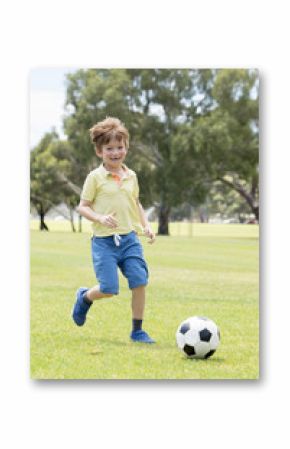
<box><xmin>133</xmin><ymin>174</ymin><xmax>139</xmax><ymax>200</ymax></box>
<box><xmin>81</xmin><ymin>172</ymin><xmax>98</xmax><ymax>202</ymax></box>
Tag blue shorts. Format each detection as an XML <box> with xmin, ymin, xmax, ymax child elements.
<box><xmin>91</xmin><ymin>231</ymin><xmax>149</xmax><ymax>295</ymax></box>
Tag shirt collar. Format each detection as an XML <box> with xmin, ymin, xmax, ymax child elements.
<box><xmin>99</xmin><ymin>163</ymin><xmax>131</xmax><ymax>178</ymax></box>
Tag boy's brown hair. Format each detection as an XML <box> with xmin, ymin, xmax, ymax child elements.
<box><xmin>89</xmin><ymin>117</ymin><xmax>129</xmax><ymax>151</ymax></box>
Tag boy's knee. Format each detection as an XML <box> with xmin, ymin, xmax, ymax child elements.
<box><xmin>102</xmin><ymin>292</ymin><xmax>115</xmax><ymax>298</ymax></box>
<box><xmin>100</xmin><ymin>282</ymin><xmax>119</xmax><ymax>297</ymax></box>
<box><xmin>131</xmin><ymin>284</ymin><xmax>146</xmax><ymax>291</ymax></box>
<box><xmin>100</xmin><ymin>288</ymin><xmax>118</xmax><ymax>297</ymax></box>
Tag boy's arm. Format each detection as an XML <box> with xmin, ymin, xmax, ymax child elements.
<box><xmin>77</xmin><ymin>200</ymin><xmax>118</xmax><ymax>229</ymax></box>
<box><xmin>136</xmin><ymin>199</ymin><xmax>156</xmax><ymax>244</ymax></box>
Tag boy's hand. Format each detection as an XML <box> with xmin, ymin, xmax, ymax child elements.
<box><xmin>143</xmin><ymin>225</ymin><xmax>156</xmax><ymax>244</ymax></box>
<box><xmin>99</xmin><ymin>212</ymin><xmax>118</xmax><ymax>229</ymax></box>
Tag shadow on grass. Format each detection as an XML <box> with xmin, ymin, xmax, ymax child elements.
<box><xmin>88</xmin><ymin>338</ymin><xmax>133</xmax><ymax>352</ymax></box>
<box><xmin>182</xmin><ymin>356</ymin><xmax>226</xmax><ymax>363</ymax></box>
<box><xmin>88</xmin><ymin>338</ymin><xmax>176</xmax><ymax>353</ymax></box>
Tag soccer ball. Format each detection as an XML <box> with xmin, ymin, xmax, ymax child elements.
<box><xmin>176</xmin><ymin>316</ymin><xmax>220</xmax><ymax>359</ymax></box>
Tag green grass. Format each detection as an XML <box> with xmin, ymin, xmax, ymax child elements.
<box><xmin>30</xmin><ymin>223</ymin><xmax>259</xmax><ymax>379</ymax></box>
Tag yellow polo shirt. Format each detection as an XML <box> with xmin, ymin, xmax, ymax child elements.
<box><xmin>81</xmin><ymin>163</ymin><xmax>143</xmax><ymax>236</ymax></box>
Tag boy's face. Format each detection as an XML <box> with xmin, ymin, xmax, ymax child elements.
<box><xmin>96</xmin><ymin>138</ymin><xmax>127</xmax><ymax>170</ymax></box>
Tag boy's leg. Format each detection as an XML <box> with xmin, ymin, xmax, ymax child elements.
<box><xmin>130</xmin><ymin>285</ymin><xmax>155</xmax><ymax>343</ymax></box>
<box><xmin>118</xmin><ymin>232</ymin><xmax>155</xmax><ymax>343</ymax></box>
<box><xmin>131</xmin><ymin>285</ymin><xmax>145</xmax><ymax>319</ymax></box>
<box><xmin>72</xmin><ymin>236</ymin><xmax>120</xmax><ymax>326</ymax></box>
<box><xmin>86</xmin><ymin>285</ymin><xmax>114</xmax><ymax>302</ymax></box>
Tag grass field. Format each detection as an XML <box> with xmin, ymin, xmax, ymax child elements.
<box><xmin>30</xmin><ymin>222</ymin><xmax>259</xmax><ymax>379</ymax></box>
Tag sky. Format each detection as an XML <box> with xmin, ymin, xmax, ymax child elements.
<box><xmin>29</xmin><ymin>67</ymin><xmax>77</xmax><ymax>148</ymax></box>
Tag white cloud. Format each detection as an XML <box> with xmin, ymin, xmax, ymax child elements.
<box><xmin>29</xmin><ymin>89</ymin><xmax>67</xmax><ymax>148</ymax></box>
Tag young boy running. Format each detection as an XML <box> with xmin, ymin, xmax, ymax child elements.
<box><xmin>72</xmin><ymin>117</ymin><xmax>156</xmax><ymax>343</ymax></box>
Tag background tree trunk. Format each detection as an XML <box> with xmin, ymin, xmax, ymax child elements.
<box><xmin>218</xmin><ymin>177</ymin><xmax>259</xmax><ymax>222</ymax></box>
<box><xmin>78</xmin><ymin>215</ymin><xmax>82</xmax><ymax>233</ymax></box>
<box><xmin>69</xmin><ymin>208</ymin><xmax>76</xmax><ymax>232</ymax></box>
<box><xmin>39</xmin><ymin>204</ymin><xmax>49</xmax><ymax>231</ymax></box>
<box><xmin>158</xmin><ymin>204</ymin><xmax>171</xmax><ymax>235</ymax></box>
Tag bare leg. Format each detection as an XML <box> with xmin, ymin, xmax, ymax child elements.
<box><xmin>86</xmin><ymin>285</ymin><xmax>114</xmax><ymax>302</ymax></box>
<box><xmin>131</xmin><ymin>285</ymin><xmax>145</xmax><ymax>319</ymax></box>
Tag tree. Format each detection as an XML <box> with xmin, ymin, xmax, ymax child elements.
<box><xmin>193</xmin><ymin>69</ymin><xmax>259</xmax><ymax>219</ymax></box>
<box><xmin>126</xmin><ymin>69</ymin><xmax>215</xmax><ymax>234</ymax></box>
<box><xmin>175</xmin><ymin>69</ymin><xmax>259</xmax><ymax>220</ymax></box>
<box><xmin>30</xmin><ymin>132</ymin><xmax>81</xmax><ymax>231</ymax></box>
<box><xmin>30</xmin><ymin>131</ymin><xmax>61</xmax><ymax>230</ymax></box>
<box><xmin>45</xmin><ymin>139</ymin><xmax>82</xmax><ymax>231</ymax></box>
<box><xmin>205</xmin><ymin>180</ymin><xmax>255</xmax><ymax>222</ymax></box>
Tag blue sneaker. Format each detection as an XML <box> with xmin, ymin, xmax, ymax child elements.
<box><xmin>72</xmin><ymin>287</ymin><xmax>91</xmax><ymax>326</ymax></box>
<box><xmin>130</xmin><ymin>330</ymin><xmax>155</xmax><ymax>343</ymax></box>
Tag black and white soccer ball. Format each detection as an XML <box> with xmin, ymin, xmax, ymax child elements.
<box><xmin>176</xmin><ymin>316</ymin><xmax>220</xmax><ymax>359</ymax></box>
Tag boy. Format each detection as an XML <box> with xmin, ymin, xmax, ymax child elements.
<box><xmin>72</xmin><ymin>117</ymin><xmax>156</xmax><ymax>343</ymax></box>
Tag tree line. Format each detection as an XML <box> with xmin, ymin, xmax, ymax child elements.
<box><xmin>30</xmin><ymin>68</ymin><xmax>259</xmax><ymax>234</ymax></box>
